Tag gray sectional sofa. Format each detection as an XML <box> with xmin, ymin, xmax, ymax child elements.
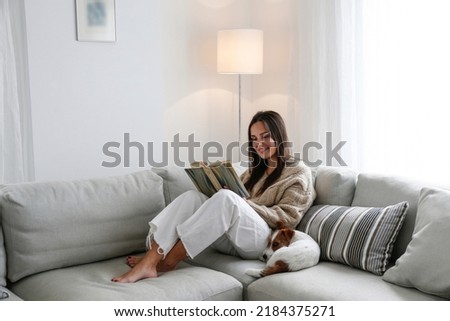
<box><xmin>1</xmin><ymin>165</ymin><xmax>449</xmax><ymax>301</ymax></box>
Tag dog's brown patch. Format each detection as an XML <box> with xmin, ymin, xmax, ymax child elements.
<box><xmin>260</xmin><ymin>260</ymin><xmax>289</xmax><ymax>277</ymax></box>
<box><xmin>270</xmin><ymin>228</ymin><xmax>295</xmax><ymax>252</ymax></box>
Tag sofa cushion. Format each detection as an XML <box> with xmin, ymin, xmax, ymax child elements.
<box><xmin>351</xmin><ymin>174</ymin><xmax>423</xmax><ymax>262</ymax></box>
<box><xmin>9</xmin><ymin>257</ymin><xmax>242</xmax><ymax>301</ymax></box>
<box><xmin>151</xmin><ymin>166</ymin><xmax>196</xmax><ymax>204</ymax></box>
<box><xmin>383</xmin><ymin>188</ymin><xmax>450</xmax><ymax>299</ymax></box>
<box><xmin>1</xmin><ymin>286</ymin><xmax>8</xmax><ymax>300</ymax></box>
<box><xmin>190</xmin><ymin>247</ymin><xmax>265</xmax><ymax>299</ymax></box>
<box><xmin>298</xmin><ymin>202</ymin><xmax>408</xmax><ymax>275</ymax></box>
<box><xmin>247</xmin><ymin>261</ymin><xmax>445</xmax><ymax>301</ymax></box>
<box><xmin>0</xmin><ymin>286</ymin><xmax>22</xmax><ymax>301</ymax></box>
<box><xmin>0</xmin><ymin>170</ymin><xmax>165</xmax><ymax>282</ymax></box>
<box><xmin>313</xmin><ymin>166</ymin><xmax>358</xmax><ymax>206</ymax></box>
<box><xmin>0</xmin><ymin>188</ymin><xmax>5</xmax><ymax>287</ymax></box>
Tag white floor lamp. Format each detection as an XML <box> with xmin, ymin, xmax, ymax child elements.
<box><xmin>217</xmin><ymin>29</ymin><xmax>263</xmax><ymax>161</ymax></box>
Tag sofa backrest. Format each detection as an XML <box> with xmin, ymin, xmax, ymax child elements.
<box><xmin>313</xmin><ymin>166</ymin><xmax>358</xmax><ymax>206</ymax></box>
<box><xmin>0</xmin><ymin>170</ymin><xmax>165</xmax><ymax>283</ymax></box>
<box><xmin>151</xmin><ymin>166</ymin><xmax>196</xmax><ymax>205</ymax></box>
<box><xmin>152</xmin><ymin>164</ymin><xmax>360</xmax><ymax>207</ymax></box>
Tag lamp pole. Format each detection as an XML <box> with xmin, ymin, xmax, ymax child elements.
<box><xmin>217</xmin><ymin>29</ymin><xmax>263</xmax><ymax>163</ymax></box>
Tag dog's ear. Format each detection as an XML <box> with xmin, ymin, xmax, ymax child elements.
<box><xmin>275</xmin><ymin>221</ymin><xmax>285</xmax><ymax>230</ymax></box>
<box><xmin>281</xmin><ymin>228</ymin><xmax>295</xmax><ymax>242</ymax></box>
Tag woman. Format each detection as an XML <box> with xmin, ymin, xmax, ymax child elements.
<box><xmin>112</xmin><ymin>110</ymin><xmax>315</xmax><ymax>283</ymax></box>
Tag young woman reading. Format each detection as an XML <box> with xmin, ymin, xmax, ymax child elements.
<box><xmin>112</xmin><ymin>110</ymin><xmax>315</xmax><ymax>283</ymax></box>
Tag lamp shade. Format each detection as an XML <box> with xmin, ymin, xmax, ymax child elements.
<box><xmin>217</xmin><ymin>29</ymin><xmax>263</xmax><ymax>74</ymax></box>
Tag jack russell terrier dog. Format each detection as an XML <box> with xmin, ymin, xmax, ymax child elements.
<box><xmin>246</xmin><ymin>223</ymin><xmax>320</xmax><ymax>278</ymax></box>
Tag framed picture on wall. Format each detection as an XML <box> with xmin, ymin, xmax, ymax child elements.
<box><xmin>76</xmin><ymin>0</ymin><xmax>116</xmax><ymax>42</ymax></box>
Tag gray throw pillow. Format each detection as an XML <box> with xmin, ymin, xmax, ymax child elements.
<box><xmin>299</xmin><ymin>202</ymin><xmax>408</xmax><ymax>275</ymax></box>
<box><xmin>383</xmin><ymin>188</ymin><xmax>450</xmax><ymax>299</ymax></box>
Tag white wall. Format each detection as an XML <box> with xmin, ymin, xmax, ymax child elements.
<box><xmin>23</xmin><ymin>0</ymin><xmax>295</xmax><ymax>181</ymax></box>
<box><xmin>25</xmin><ymin>0</ymin><xmax>167</xmax><ymax>181</ymax></box>
<box><xmin>250</xmin><ymin>0</ymin><xmax>298</xmax><ymax>145</ymax></box>
<box><xmin>158</xmin><ymin>0</ymin><xmax>253</xmax><ymax>165</ymax></box>
<box><xmin>157</xmin><ymin>0</ymin><xmax>298</xmax><ymax>163</ymax></box>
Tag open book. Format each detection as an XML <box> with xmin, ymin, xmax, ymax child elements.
<box><xmin>184</xmin><ymin>160</ymin><xmax>250</xmax><ymax>198</ymax></box>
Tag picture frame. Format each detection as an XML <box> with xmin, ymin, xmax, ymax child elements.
<box><xmin>76</xmin><ymin>0</ymin><xmax>116</xmax><ymax>42</ymax></box>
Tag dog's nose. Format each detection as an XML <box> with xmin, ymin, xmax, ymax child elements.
<box><xmin>262</xmin><ymin>254</ymin><xmax>267</xmax><ymax>261</ymax></box>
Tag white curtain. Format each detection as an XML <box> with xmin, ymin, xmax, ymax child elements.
<box><xmin>289</xmin><ymin>0</ymin><xmax>364</xmax><ymax>169</ymax></box>
<box><xmin>291</xmin><ymin>0</ymin><xmax>450</xmax><ymax>184</ymax></box>
<box><xmin>0</xmin><ymin>0</ymin><xmax>33</xmax><ymax>183</ymax></box>
<box><xmin>360</xmin><ymin>0</ymin><xmax>450</xmax><ymax>183</ymax></box>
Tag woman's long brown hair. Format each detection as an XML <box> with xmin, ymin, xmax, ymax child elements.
<box><xmin>244</xmin><ymin>110</ymin><xmax>297</xmax><ymax>196</ymax></box>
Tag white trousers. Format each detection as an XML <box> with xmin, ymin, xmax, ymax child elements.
<box><xmin>147</xmin><ymin>189</ymin><xmax>272</xmax><ymax>260</ymax></box>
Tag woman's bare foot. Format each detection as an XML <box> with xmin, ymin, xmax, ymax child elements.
<box><xmin>112</xmin><ymin>241</ymin><xmax>163</xmax><ymax>283</ymax></box>
<box><xmin>157</xmin><ymin>260</ymin><xmax>178</xmax><ymax>272</ymax></box>
<box><xmin>156</xmin><ymin>240</ymin><xmax>188</xmax><ymax>272</ymax></box>
<box><xmin>112</xmin><ymin>240</ymin><xmax>188</xmax><ymax>283</ymax></box>
<box><xmin>112</xmin><ymin>258</ymin><xmax>158</xmax><ymax>283</ymax></box>
<box><xmin>126</xmin><ymin>256</ymin><xmax>178</xmax><ymax>272</ymax></box>
<box><xmin>126</xmin><ymin>256</ymin><xmax>142</xmax><ymax>268</ymax></box>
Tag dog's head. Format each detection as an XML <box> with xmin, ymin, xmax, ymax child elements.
<box><xmin>262</xmin><ymin>222</ymin><xmax>295</xmax><ymax>262</ymax></box>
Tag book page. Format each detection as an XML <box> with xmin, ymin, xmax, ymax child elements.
<box><xmin>210</xmin><ymin>161</ymin><xmax>250</xmax><ymax>198</ymax></box>
<box><xmin>185</xmin><ymin>167</ymin><xmax>217</xmax><ymax>198</ymax></box>
<box><xmin>185</xmin><ymin>160</ymin><xmax>249</xmax><ymax>198</ymax></box>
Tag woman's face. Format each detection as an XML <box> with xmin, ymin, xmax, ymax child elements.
<box><xmin>250</xmin><ymin>121</ymin><xmax>278</xmax><ymax>163</ymax></box>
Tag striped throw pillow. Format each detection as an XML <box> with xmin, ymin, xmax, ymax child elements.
<box><xmin>298</xmin><ymin>202</ymin><xmax>408</xmax><ymax>275</ymax></box>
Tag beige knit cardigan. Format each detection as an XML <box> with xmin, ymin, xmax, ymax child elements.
<box><xmin>240</xmin><ymin>161</ymin><xmax>316</xmax><ymax>229</ymax></box>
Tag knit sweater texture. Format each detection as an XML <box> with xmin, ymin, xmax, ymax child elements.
<box><xmin>240</xmin><ymin>161</ymin><xmax>315</xmax><ymax>229</ymax></box>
